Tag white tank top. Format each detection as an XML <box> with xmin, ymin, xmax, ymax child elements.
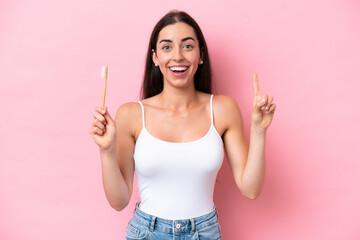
<box><xmin>133</xmin><ymin>94</ymin><xmax>224</xmax><ymax>220</ymax></box>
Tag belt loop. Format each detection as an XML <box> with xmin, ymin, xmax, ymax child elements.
<box><xmin>190</xmin><ymin>218</ymin><xmax>195</xmax><ymax>234</ymax></box>
<box><xmin>134</xmin><ymin>202</ymin><xmax>139</xmax><ymax>213</ymax></box>
<box><xmin>150</xmin><ymin>216</ymin><xmax>156</xmax><ymax>231</ymax></box>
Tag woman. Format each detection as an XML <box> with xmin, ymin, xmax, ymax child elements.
<box><xmin>90</xmin><ymin>10</ymin><xmax>276</xmax><ymax>240</ymax></box>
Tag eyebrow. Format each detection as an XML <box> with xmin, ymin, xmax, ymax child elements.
<box><xmin>159</xmin><ymin>37</ymin><xmax>195</xmax><ymax>44</ymax></box>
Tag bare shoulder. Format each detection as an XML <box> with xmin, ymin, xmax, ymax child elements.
<box><xmin>213</xmin><ymin>94</ymin><xmax>241</xmax><ymax>115</ymax></box>
<box><xmin>115</xmin><ymin>102</ymin><xmax>142</xmax><ymax>136</ymax></box>
<box><xmin>212</xmin><ymin>95</ymin><xmax>243</xmax><ymax>134</ymax></box>
<box><xmin>115</xmin><ymin>102</ymin><xmax>141</xmax><ymax>119</ymax></box>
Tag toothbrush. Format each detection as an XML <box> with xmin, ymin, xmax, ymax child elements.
<box><xmin>101</xmin><ymin>66</ymin><xmax>108</xmax><ymax>108</ymax></box>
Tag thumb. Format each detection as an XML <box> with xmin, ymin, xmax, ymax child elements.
<box><xmin>253</xmin><ymin>95</ymin><xmax>262</xmax><ymax>109</ymax></box>
<box><xmin>103</xmin><ymin>107</ymin><xmax>115</xmax><ymax>125</ymax></box>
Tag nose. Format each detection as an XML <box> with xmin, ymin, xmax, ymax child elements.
<box><xmin>172</xmin><ymin>47</ymin><xmax>184</xmax><ymax>61</ymax></box>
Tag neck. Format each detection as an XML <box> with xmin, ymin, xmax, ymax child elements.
<box><xmin>159</xmin><ymin>85</ymin><xmax>199</xmax><ymax>110</ymax></box>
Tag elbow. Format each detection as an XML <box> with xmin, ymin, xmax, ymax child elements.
<box><xmin>238</xmin><ymin>186</ymin><xmax>261</xmax><ymax>200</ymax></box>
<box><xmin>245</xmin><ymin>193</ymin><xmax>260</xmax><ymax>200</ymax></box>
<box><xmin>236</xmin><ymin>180</ymin><xmax>263</xmax><ymax>200</ymax></box>
<box><xmin>112</xmin><ymin>205</ymin><xmax>125</xmax><ymax>212</ymax></box>
<box><xmin>110</xmin><ymin>201</ymin><xmax>129</xmax><ymax>212</ymax></box>
<box><xmin>108</xmin><ymin>196</ymin><xmax>131</xmax><ymax>212</ymax></box>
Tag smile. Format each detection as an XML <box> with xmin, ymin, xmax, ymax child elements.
<box><xmin>169</xmin><ymin>66</ymin><xmax>189</xmax><ymax>72</ymax></box>
<box><xmin>168</xmin><ymin>66</ymin><xmax>189</xmax><ymax>77</ymax></box>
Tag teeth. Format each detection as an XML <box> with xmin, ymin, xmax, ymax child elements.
<box><xmin>170</xmin><ymin>66</ymin><xmax>188</xmax><ymax>72</ymax></box>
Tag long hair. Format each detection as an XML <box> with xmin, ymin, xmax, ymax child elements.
<box><xmin>141</xmin><ymin>10</ymin><xmax>213</xmax><ymax>99</ymax></box>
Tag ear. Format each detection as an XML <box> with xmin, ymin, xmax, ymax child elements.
<box><xmin>199</xmin><ymin>49</ymin><xmax>204</xmax><ymax>64</ymax></box>
<box><xmin>152</xmin><ymin>49</ymin><xmax>158</xmax><ymax>66</ymax></box>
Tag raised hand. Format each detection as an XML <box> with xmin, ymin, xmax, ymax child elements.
<box><xmin>251</xmin><ymin>73</ymin><xmax>276</xmax><ymax>131</ymax></box>
<box><xmin>89</xmin><ymin>106</ymin><xmax>117</xmax><ymax>151</ymax></box>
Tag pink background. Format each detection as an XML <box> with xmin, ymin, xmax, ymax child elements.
<box><xmin>1</xmin><ymin>0</ymin><xmax>359</xmax><ymax>239</ymax></box>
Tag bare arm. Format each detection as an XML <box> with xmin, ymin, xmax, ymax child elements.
<box><xmin>240</xmin><ymin>126</ymin><xmax>267</xmax><ymax>200</ymax></box>
<box><xmin>220</xmin><ymin>74</ymin><xmax>276</xmax><ymax>200</ymax></box>
<box><xmin>90</xmin><ymin>103</ymin><xmax>139</xmax><ymax>211</ymax></box>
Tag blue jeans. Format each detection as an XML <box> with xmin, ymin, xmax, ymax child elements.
<box><xmin>125</xmin><ymin>202</ymin><xmax>222</xmax><ymax>240</ymax></box>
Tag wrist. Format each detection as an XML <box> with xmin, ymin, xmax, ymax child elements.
<box><xmin>99</xmin><ymin>146</ymin><xmax>116</xmax><ymax>157</ymax></box>
<box><xmin>251</xmin><ymin>125</ymin><xmax>267</xmax><ymax>136</ymax></box>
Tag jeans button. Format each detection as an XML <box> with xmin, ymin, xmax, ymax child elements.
<box><xmin>175</xmin><ymin>223</ymin><xmax>181</xmax><ymax>229</ymax></box>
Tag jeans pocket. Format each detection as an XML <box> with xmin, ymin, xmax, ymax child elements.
<box><xmin>196</xmin><ymin>221</ymin><xmax>221</xmax><ymax>240</ymax></box>
<box><xmin>125</xmin><ymin>220</ymin><xmax>149</xmax><ymax>240</ymax></box>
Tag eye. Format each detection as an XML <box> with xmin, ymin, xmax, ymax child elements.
<box><xmin>184</xmin><ymin>44</ymin><xmax>194</xmax><ymax>49</ymax></box>
<box><xmin>162</xmin><ymin>45</ymin><xmax>171</xmax><ymax>50</ymax></box>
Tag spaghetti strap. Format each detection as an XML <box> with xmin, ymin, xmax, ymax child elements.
<box><xmin>210</xmin><ymin>94</ymin><xmax>214</xmax><ymax>125</ymax></box>
<box><xmin>138</xmin><ymin>101</ymin><xmax>145</xmax><ymax>128</ymax></box>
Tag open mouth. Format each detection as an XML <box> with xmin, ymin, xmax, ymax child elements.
<box><xmin>169</xmin><ymin>66</ymin><xmax>189</xmax><ymax>73</ymax></box>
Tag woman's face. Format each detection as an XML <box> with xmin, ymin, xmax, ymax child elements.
<box><xmin>153</xmin><ymin>22</ymin><xmax>202</xmax><ymax>90</ymax></box>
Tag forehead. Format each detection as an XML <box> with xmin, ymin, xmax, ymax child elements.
<box><xmin>157</xmin><ymin>22</ymin><xmax>197</xmax><ymax>42</ymax></box>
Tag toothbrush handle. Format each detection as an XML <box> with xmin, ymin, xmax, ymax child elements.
<box><xmin>102</xmin><ymin>67</ymin><xmax>108</xmax><ymax>108</ymax></box>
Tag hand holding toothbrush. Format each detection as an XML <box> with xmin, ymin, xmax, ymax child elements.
<box><xmin>89</xmin><ymin>66</ymin><xmax>117</xmax><ymax>152</ymax></box>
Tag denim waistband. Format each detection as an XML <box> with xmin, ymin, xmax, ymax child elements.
<box><xmin>132</xmin><ymin>202</ymin><xmax>219</xmax><ymax>233</ymax></box>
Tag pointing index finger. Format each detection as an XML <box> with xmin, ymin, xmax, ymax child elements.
<box><xmin>253</xmin><ymin>73</ymin><xmax>260</xmax><ymax>97</ymax></box>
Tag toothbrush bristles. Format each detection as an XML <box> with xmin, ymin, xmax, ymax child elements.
<box><xmin>101</xmin><ymin>66</ymin><xmax>108</xmax><ymax>78</ymax></box>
